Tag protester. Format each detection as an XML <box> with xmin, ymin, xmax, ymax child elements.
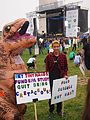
<box><xmin>0</xmin><ymin>18</ymin><xmax>36</xmax><ymax>119</ymax></box>
<box><xmin>77</xmin><ymin>35</ymin><xmax>81</xmax><ymax>48</ymax></box>
<box><xmin>28</xmin><ymin>46</ymin><xmax>32</xmax><ymax>55</ymax></box>
<box><xmin>82</xmin><ymin>36</ymin><xmax>90</xmax><ymax>70</ymax></box>
<box><xmin>69</xmin><ymin>50</ymin><xmax>75</xmax><ymax>60</ymax></box>
<box><xmin>49</xmin><ymin>40</ymin><xmax>53</xmax><ymax>53</ymax></box>
<box><xmin>38</xmin><ymin>38</ymin><xmax>44</xmax><ymax>54</ymax></box>
<box><xmin>46</xmin><ymin>40</ymin><xmax>68</xmax><ymax>118</ymax></box>
<box><xmin>81</xmin><ymin>36</ymin><xmax>87</xmax><ymax>48</ymax></box>
<box><xmin>27</xmin><ymin>55</ymin><xmax>37</xmax><ymax>69</ymax></box>
<box><xmin>60</xmin><ymin>38</ymin><xmax>65</xmax><ymax>52</ymax></box>
<box><xmin>82</xmin><ymin>79</ymin><xmax>90</xmax><ymax>120</ymax></box>
<box><xmin>44</xmin><ymin>40</ymin><xmax>50</xmax><ymax>53</ymax></box>
<box><xmin>73</xmin><ymin>53</ymin><xmax>81</xmax><ymax>66</ymax></box>
<box><xmin>72</xmin><ymin>37</ymin><xmax>77</xmax><ymax>51</ymax></box>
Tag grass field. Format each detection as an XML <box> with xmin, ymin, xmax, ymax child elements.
<box><xmin>21</xmin><ymin>47</ymin><xmax>88</xmax><ymax>120</ymax></box>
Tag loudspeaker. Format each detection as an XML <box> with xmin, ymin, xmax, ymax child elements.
<box><xmin>78</xmin><ymin>9</ymin><xmax>88</xmax><ymax>32</ymax></box>
<box><xmin>33</xmin><ymin>18</ymin><xmax>37</xmax><ymax>36</ymax></box>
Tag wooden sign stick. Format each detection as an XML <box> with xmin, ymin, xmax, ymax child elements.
<box><xmin>34</xmin><ymin>102</ymin><xmax>38</xmax><ymax>120</ymax></box>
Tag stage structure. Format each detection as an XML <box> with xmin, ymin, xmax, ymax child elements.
<box><xmin>26</xmin><ymin>11</ymin><xmax>38</xmax><ymax>36</ymax></box>
<box><xmin>36</xmin><ymin>0</ymin><xmax>65</xmax><ymax>35</ymax></box>
<box><xmin>66</xmin><ymin>5</ymin><xmax>88</xmax><ymax>37</ymax></box>
<box><xmin>26</xmin><ymin>1</ymin><xmax>88</xmax><ymax>37</ymax></box>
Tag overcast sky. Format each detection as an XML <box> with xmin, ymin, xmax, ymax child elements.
<box><xmin>0</xmin><ymin>0</ymin><xmax>39</xmax><ymax>30</ymax></box>
<box><xmin>0</xmin><ymin>0</ymin><xmax>90</xmax><ymax>30</ymax></box>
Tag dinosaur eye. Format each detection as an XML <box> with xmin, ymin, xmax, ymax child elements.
<box><xmin>5</xmin><ymin>25</ymin><xmax>11</xmax><ymax>33</ymax></box>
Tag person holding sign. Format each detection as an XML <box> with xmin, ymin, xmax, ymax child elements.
<box><xmin>46</xmin><ymin>40</ymin><xmax>68</xmax><ymax>117</ymax></box>
<box><xmin>82</xmin><ymin>79</ymin><xmax>90</xmax><ymax>120</ymax></box>
<box><xmin>82</xmin><ymin>36</ymin><xmax>90</xmax><ymax>71</ymax></box>
<box><xmin>0</xmin><ymin>18</ymin><xmax>36</xmax><ymax>120</ymax></box>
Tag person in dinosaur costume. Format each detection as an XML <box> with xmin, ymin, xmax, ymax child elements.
<box><xmin>0</xmin><ymin>18</ymin><xmax>36</xmax><ymax>120</ymax></box>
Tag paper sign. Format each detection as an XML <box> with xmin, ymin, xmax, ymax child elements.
<box><xmin>14</xmin><ymin>72</ymin><xmax>51</xmax><ymax>104</ymax></box>
<box><xmin>51</xmin><ymin>75</ymin><xmax>77</xmax><ymax>104</ymax></box>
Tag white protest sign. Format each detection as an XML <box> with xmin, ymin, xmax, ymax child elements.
<box><xmin>51</xmin><ymin>75</ymin><xmax>77</xmax><ymax>104</ymax></box>
<box><xmin>14</xmin><ymin>72</ymin><xmax>51</xmax><ymax>104</ymax></box>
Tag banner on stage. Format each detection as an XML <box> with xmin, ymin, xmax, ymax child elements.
<box><xmin>14</xmin><ymin>72</ymin><xmax>51</xmax><ymax>104</ymax></box>
<box><xmin>51</xmin><ymin>75</ymin><xmax>77</xmax><ymax>104</ymax></box>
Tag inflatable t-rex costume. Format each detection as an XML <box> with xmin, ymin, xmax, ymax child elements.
<box><xmin>0</xmin><ymin>18</ymin><xmax>36</xmax><ymax>120</ymax></box>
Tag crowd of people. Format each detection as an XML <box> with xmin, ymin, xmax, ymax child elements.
<box><xmin>27</xmin><ymin>33</ymin><xmax>89</xmax><ymax>71</ymax></box>
<box><xmin>26</xmin><ymin>31</ymin><xmax>90</xmax><ymax>119</ymax></box>
<box><xmin>35</xmin><ymin>33</ymin><xmax>88</xmax><ymax>55</ymax></box>
<box><xmin>26</xmin><ymin>32</ymin><xmax>90</xmax><ymax>119</ymax></box>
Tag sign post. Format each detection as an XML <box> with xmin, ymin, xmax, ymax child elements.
<box><xmin>62</xmin><ymin>102</ymin><xmax>64</xmax><ymax>117</ymax></box>
<box><xmin>34</xmin><ymin>102</ymin><xmax>38</xmax><ymax>120</ymax></box>
<box><xmin>33</xmin><ymin>99</ymin><xmax>38</xmax><ymax>120</ymax></box>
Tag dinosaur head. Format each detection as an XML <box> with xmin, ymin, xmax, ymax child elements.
<box><xmin>2</xmin><ymin>18</ymin><xmax>30</xmax><ymax>40</ymax></box>
<box><xmin>0</xmin><ymin>19</ymin><xmax>36</xmax><ymax>89</ymax></box>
